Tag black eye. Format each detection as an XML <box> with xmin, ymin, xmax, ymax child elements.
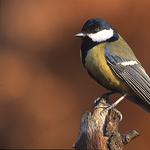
<box><xmin>93</xmin><ymin>28</ymin><xmax>99</xmax><ymax>33</ymax></box>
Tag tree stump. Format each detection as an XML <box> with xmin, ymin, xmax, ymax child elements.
<box><xmin>73</xmin><ymin>97</ymin><xmax>139</xmax><ymax>150</ymax></box>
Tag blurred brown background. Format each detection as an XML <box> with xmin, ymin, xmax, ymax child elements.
<box><xmin>1</xmin><ymin>0</ymin><xmax>150</xmax><ymax>149</ymax></box>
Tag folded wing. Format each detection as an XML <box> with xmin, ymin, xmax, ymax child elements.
<box><xmin>104</xmin><ymin>46</ymin><xmax>150</xmax><ymax>106</ymax></box>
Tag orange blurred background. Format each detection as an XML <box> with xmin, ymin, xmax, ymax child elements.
<box><xmin>1</xmin><ymin>0</ymin><xmax>150</xmax><ymax>149</ymax></box>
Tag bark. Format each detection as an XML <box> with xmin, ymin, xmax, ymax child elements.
<box><xmin>73</xmin><ymin>98</ymin><xmax>139</xmax><ymax>150</ymax></box>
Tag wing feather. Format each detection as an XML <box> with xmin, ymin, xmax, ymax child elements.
<box><xmin>104</xmin><ymin>46</ymin><xmax>150</xmax><ymax>105</ymax></box>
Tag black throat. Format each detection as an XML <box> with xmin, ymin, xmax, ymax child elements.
<box><xmin>81</xmin><ymin>37</ymin><xmax>99</xmax><ymax>65</ymax></box>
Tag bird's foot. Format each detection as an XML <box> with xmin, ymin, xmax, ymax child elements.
<box><xmin>94</xmin><ymin>102</ymin><xmax>122</xmax><ymax>122</ymax></box>
<box><xmin>93</xmin><ymin>93</ymin><xmax>127</xmax><ymax>122</ymax></box>
<box><xmin>93</xmin><ymin>92</ymin><xmax>114</xmax><ymax>108</ymax></box>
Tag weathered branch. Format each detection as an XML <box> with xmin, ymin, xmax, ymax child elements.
<box><xmin>73</xmin><ymin>98</ymin><xmax>139</xmax><ymax>150</ymax></box>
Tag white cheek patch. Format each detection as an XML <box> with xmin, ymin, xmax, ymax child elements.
<box><xmin>87</xmin><ymin>29</ymin><xmax>114</xmax><ymax>43</ymax></box>
<box><xmin>120</xmin><ymin>61</ymin><xmax>138</xmax><ymax>66</ymax></box>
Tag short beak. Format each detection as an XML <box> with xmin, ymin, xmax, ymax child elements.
<box><xmin>74</xmin><ymin>32</ymin><xmax>85</xmax><ymax>37</ymax></box>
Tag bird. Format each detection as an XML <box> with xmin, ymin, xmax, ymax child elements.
<box><xmin>75</xmin><ymin>18</ymin><xmax>150</xmax><ymax>114</ymax></box>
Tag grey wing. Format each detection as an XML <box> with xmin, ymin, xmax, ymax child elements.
<box><xmin>104</xmin><ymin>46</ymin><xmax>150</xmax><ymax>106</ymax></box>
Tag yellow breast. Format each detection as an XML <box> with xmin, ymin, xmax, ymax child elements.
<box><xmin>83</xmin><ymin>42</ymin><xmax>134</xmax><ymax>95</ymax></box>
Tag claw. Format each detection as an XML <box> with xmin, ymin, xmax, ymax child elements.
<box><xmin>113</xmin><ymin>109</ymin><xmax>122</xmax><ymax>122</ymax></box>
<box><xmin>94</xmin><ymin>93</ymin><xmax>127</xmax><ymax>122</ymax></box>
<box><xmin>100</xmin><ymin>110</ymin><xmax>103</xmax><ymax>116</ymax></box>
<box><xmin>93</xmin><ymin>92</ymin><xmax>114</xmax><ymax>108</ymax></box>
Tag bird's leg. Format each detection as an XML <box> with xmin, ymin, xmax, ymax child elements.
<box><xmin>93</xmin><ymin>91</ymin><xmax>115</xmax><ymax>108</ymax></box>
<box><xmin>94</xmin><ymin>93</ymin><xmax>127</xmax><ymax>122</ymax></box>
<box><xmin>100</xmin><ymin>93</ymin><xmax>127</xmax><ymax>114</ymax></box>
<box><xmin>99</xmin><ymin>93</ymin><xmax>127</xmax><ymax>122</ymax></box>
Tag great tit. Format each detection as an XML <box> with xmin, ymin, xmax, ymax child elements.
<box><xmin>75</xmin><ymin>18</ymin><xmax>150</xmax><ymax>113</ymax></box>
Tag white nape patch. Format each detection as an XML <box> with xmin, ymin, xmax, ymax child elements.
<box><xmin>120</xmin><ymin>60</ymin><xmax>138</xmax><ymax>66</ymax></box>
<box><xmin>87</xmin><ymin>29</ymin><xmax>114</xmax><ymax>43</ymax></box>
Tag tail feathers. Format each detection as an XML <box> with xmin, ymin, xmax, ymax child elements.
<box><xmin>126</xmin><ymin>95</ymin><xmax>150</xmax><ymax>113</ymax></box>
